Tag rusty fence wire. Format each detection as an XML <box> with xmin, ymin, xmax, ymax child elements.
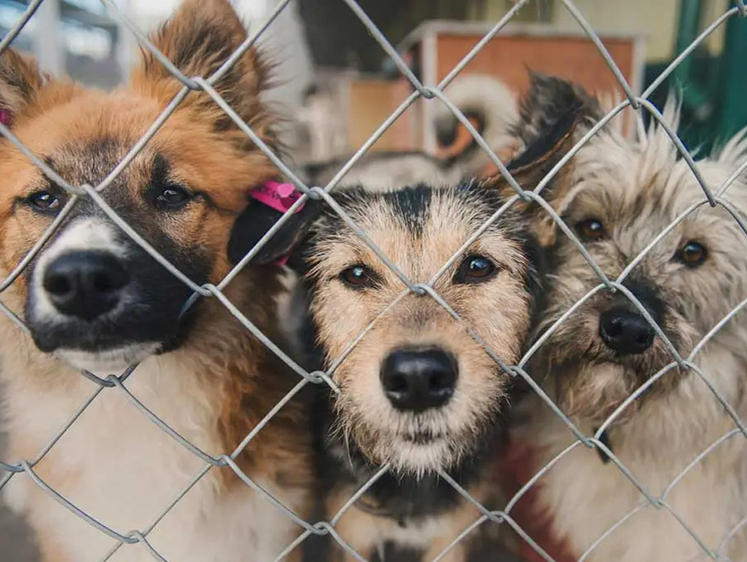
<box><xmin>0</xmin><ymin>0</ymin><xmax>746</xmax><ymax>561</ymax></box>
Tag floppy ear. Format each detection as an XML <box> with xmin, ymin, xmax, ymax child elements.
<box><xmin>0</xmin><ymin>50</ymin><xmax>47</xmax><ymax>127</ymax></box>
<box><xmin>132</xmin><ymin>0</ymin><xmax>274</xmax><ymax>146</ymax></box>
<box><xmin>228</xmin><ymin>197</ymin><xmax>323</xmax><ymax>267</ymax></box>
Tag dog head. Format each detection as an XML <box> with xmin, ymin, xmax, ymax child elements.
<box><xmin>301</xmin><ymin>184</ymin><xmax>540</xmax><ymax>475</ymax></box>
<box><xmin>244</xmin><ymin>106</ymin><xmax>581</xmax><ymax>476</ymax></box>
<box><xmin>0</xmin><ymin>0</ymin><xmax>295</xmax><ymax>375</ymax></box>
<box><xmin>527</xmin><ymin>77</ymin><xmax>747</xmax><ymax>422</ymax></box>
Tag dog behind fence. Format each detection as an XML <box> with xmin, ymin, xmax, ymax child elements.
<box><xmin>0</xmin><ymin>0</ymin><xmax>746</xmax><ymax>561</ymax></box>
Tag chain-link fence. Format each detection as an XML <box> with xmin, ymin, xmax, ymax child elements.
<box><xmin>1</xmin><ymin>0</ymin><xmax>747</xmax><ymax>561</ymax></box>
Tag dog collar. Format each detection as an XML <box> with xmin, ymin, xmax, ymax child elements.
<box><xmin>0</xmin><ymin>109</ymin><xmax>11</xmax><ymax>127</ymax></box>
<box><xmin>250</xmin><ymin>180</ymin><xmax>305</xmax><ymax>214</ymax></box>
<box><xmin>249</xmin><ymin>181</ymin><xmax>305</xmax><ymax>266</ymax></box>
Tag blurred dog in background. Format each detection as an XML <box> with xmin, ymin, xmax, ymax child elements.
<box><xmin>299</xmin><ymin>74</ymin><xmax>520</xmax><ymax>191</ymax></box>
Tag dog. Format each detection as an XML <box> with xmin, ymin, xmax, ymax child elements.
<box><xmin>506</xmin><ymin>75</ymin><xmax>747</xmax><ymax>562</ymax></box>
<box><xmin>301</xmin><ymin>150</ymin><xmax>465</xmax><ymax>193</ymax></box>
<box><xmin>300</xmin><ymin>74</ymin><xmax>520</xmax><ymax>192</ymax></box>
<box><xmin>0</xmin><ymin>1</ymin><xmax>315</xmax><ymax>560</ymax></box>
<box><xmin>235</xmin><ymin>89</ymin><xmax>587</xmax><ymax>562</ymax></box>
<box><xmin>433</xmin><ymin>74</ymin><xmax>521</xmax><ymax>179</ymax></box>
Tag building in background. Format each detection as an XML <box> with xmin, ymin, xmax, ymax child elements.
<box><xmin>0</xmin><ymin>0</ymin><xmax>742</xmax><ymax>159</ymax></box>
<box><xmin>296</xmin><ymin>0</ymin><xmax>686</xmax><ymax>72</ymax></box>
<box><xmin>0</xmin><ymin>0</ymin><xmax>127</xmax><ymax>88</ymax></box>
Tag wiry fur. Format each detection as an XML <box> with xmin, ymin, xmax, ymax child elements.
<box><xmin>511</xmin><ymin>72</ymin><xmax>604</xmax><ymax>149</ymax></box>
<box><xmin>305</xmin><ymin>185</ymin><xmax>536</xmax><ymax>474</ymax></box>
<box><xmin>274</xmin><ymin>97</ymin><xmax>585</xmax><ymax>561</ymax></box>
<box><xmin>510</xmin><ymin>78</ymin><xmax>747</xmax><ymax>562</ymax></box>
<box><xmin>0</xmin><ymin>1</ymin><xmax>312</xmax><ymax>560</ymax></box>
<box><xmin>298</xmin><ymin>184</ymin><xmax>536</xmax><ymax>562</ymax></box>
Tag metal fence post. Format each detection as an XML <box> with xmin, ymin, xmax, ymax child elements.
<box><xmin>33</xmin><ymin>0</ymin><xmax>64</xmax><ymax>78</ymax></box>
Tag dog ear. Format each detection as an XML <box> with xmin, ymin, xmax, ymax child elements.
<box><xmin>481</xmin><ymin>72</ymin><xmax>605</xmax><ymax>247</ymax></box>
<box><xmin>0</xmin><ymin>50</ymin><xmax>47</xmax><ymax>127</ymax></box>
<box><xmin>132</xmin><ymin>0</ymin><xmax>274</xmax><ymax>145</ymax></box>
<box><xmin>482</xmin><ymin>88</ymin><xmax>588</xmax><ymax>247</ymax></box>
<box><xmin>513</xmin><ymin>71</ymin><xmax>603</xmax><ymax>148</ymax></box>
<box><xmin>228</xmin><ymin>197</ymin><xmax>323</xmax><ymax>266</ymax></box>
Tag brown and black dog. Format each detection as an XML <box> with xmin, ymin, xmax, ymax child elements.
<box><xmin>0</xmin><ymin>1</ymin><xmax>314</xmax><ymax>561</ymax></box>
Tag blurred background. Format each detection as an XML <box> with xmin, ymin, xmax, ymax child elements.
<box><xmin>0</xmin><ymin>0</ymin><xmax>743</xmax><ymax>160</ymax></box>
<box><xmin>0</xmin><ymin>0</ymin><xmax>745</xmax><ymax>559</ymax></box>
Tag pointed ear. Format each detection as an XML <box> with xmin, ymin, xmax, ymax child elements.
<box><xmin>228</xmin><ymin>198</ymin><xmax>323</xmax><ymax>267</ymax></box>
<box><xmin>513</xmin><ymin>71</ymin><xmax>602</xmax><ymax>148</ymax></box>
<box><xmin>132</xmin><ymin>0</ymin><xmax>272</xmax><ymax>142</ymax></box>
<box><xmin>480</xmin><ymin>72</ymin><xmax>606</xmax><ymax>247</ymax></box>
<box><xmin>482</xmin><ymin>94</ymin><xmax>584</xmax><ymax>247</ymax></box>
<box><xmin>0</xmin><ymin>50</ymin><xmax>47</xmax><ymax>126</ymax></box>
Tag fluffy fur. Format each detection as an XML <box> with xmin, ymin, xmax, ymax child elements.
<box><xmin>434</xmin><ymin>74</ymin><xmax>521</xmax><ymax>178</ymax></box>
<box><xmin>509</xmin><ymin>76</ymin><xmax>747</xmax><ymax>562</ymax></box>
<box><xmin>0</xmin><ymin>1</ymin><xmax>312</xmax><ymax>561</ymax></box>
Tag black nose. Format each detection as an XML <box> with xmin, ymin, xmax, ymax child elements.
<box><xmin>43</xmin><ymin>251</ymin><xmax>130</xmax><ymax>320</ymax></box>
<box><xmin>599</xmin><ymin>308</ymin><xmax>656</xmax><ymax>355</ymax></box>
<box><xmin>380</xmin><ymin>347</ymin><xmax>458</xmax><ymax>412</ymax></box>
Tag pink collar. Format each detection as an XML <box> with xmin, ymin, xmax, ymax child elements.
<box><xmin>0</xmin><ymin>109</ymin><xmax>11</xmax><ymax>127</ymax></box>
<box><xmin>250</xmin><ymin>180</ymin><xmax>305</xmax><ymax>214</ymax></box>
<box><xmin>249</xmin><ymin>181</ymin><xmax>305</xmax><ymax>265</ymax></box>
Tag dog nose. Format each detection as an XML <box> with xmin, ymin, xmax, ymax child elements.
<box><xmin>43</xmin><ymin>251</ymin><xmax>130</xmax><ymax>320</ymax></box>
<box><xmin>599</xmin><ymin>308</ymin><xmax>655</xmax><ymax>355</ymax></box>
<box><xmin>380</xmin><ymin>347</ymin><xmax>458</xmax><ymax>412</ymax></box>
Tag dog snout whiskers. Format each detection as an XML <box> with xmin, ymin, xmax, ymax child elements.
<box><xmin>43</xmin><ymin>251</ymin><xmax>130</xmax><ymax>320</ymax></box>
<box><xmin>599</xmin><ymin>308</ymin><xmax>656</xmax><ymax>355</ymax></box>
<box><xmin>380</xmin><ymin>347</ymin><xmax>458</xmax><ymax>412</ymax></box>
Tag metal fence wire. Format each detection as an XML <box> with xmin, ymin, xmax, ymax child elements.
<box><xmin>1</xmin><ymin>0</ymin><xmax>747</xmax><ymax>561</ymax></box>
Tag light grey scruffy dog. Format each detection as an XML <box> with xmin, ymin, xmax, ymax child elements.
<box><xmin>510</xmin><ymin>75</ymin><xmax>747</xmax><ymax>562</ymax></box>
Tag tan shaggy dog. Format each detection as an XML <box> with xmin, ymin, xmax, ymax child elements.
<box><xmin>0</xmin><ymin>0</ymin><xmax>314</xmax><ymax>561</ymax></box>
<box><xmin>508</xmin><ymin>75</ymin><xmax>747</xmax><ymax>562</ymax></box>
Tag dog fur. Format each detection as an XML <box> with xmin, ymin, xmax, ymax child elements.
<box><xmin>300</xmin><ymin>183</ymin><xmax>537</xmax><ymax>562</ymax></box>
<box><xmin>0</xmin><ymin>1</ymin><xmax>313</xmax><ymax>560</ymax></box>
<box><xmin>434</xmin><ymin>74</ymin><xmax>521</xmax><ymax>178</ymax></box>
<box><xmin>302</xmin><ymin>150</ymin><xmax>465</xmax><ymax>192</ymax></box>
<box><xmin>246</xmin><ymin>94</ymin><xmax>586</xmax><ymax>562</ymax></box>
<box><xmin>508</xmin><ymin>75</ymin><xmax>747</xmax><ymax>562</ymax></box>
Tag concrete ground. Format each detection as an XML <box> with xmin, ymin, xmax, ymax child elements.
<box><xmin>0</xmin><ymin>431</ymin><xmax>40</xmax><ymax>562</ymax></box>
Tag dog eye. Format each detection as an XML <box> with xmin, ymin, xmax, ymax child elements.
<box><xmin>27</xmin><ymin>191</ymin><xmax>62</xmax><ymax>214</ymax></box>
<box><xmin>454</xmin><ymin>255</ymin><xmax>498</xmax><ymax>284</ymax></box>
<box><xmin>339</xmin><ymin>265</ymin><xmax>377</xmax><ymax>289</ymax></box>
<box><xmin>575</xmin><ymin>218</ymin><xmax>606</xmax><ymax>241</ymax></box>
<box><xmin>677</xmin><ymin>241</ymin><xmax>707</xmax><ymax>267</ymax></box>
<box><xmin>154</xmin><ymin>185</ymin><xmax>192</xmax><ymax>210</ymax></box>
